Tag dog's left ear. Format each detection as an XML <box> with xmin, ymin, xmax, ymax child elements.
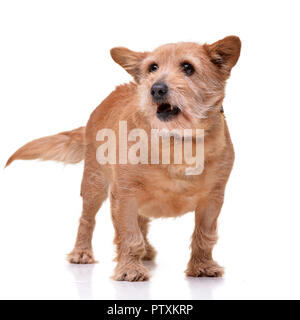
<box><xmin>205</xmin><ymin>36</ymin><xmax>241</xmax><ymax>75</ymax></box>
<box><xmin>110</xmin><ymin>47</ymin><xmax>148</xmax><ymax>82</ymax></box>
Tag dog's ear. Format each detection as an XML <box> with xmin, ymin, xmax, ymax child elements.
<box><xmin>205</xmin><ymin>36</ymin><xmax>241</xmax><ymax>75</ymax></box>
<box><xmin>110</xmin><ymin>47</ymin><xmax>148</xmax><ymax>82</ymax></box>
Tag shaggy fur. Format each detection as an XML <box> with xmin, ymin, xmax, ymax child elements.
<box><xmin>6</xmin><ymin>36</ymin><xmax>241</xmax><ymax>281</ymax></box>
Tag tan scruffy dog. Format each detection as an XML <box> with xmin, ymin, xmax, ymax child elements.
<box><xmin>6</xmin><ymin>36</ymin><xmax>241</xmax><ymax>281</ymax></box>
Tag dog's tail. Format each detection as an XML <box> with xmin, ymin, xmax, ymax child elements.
<box><xmin>5</xmin><ymin>127</ymin><xmax>86</xmax><ymax>167</ymax></box>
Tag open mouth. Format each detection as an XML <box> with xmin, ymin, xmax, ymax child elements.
<box><xmin>156</xmin><ymin>103</ymin><xmax>181</xmax><ymax>121</ymax></box>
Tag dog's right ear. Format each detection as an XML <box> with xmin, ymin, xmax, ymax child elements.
<box><xmin>110</xmin><ymin>47</ymin><xmax>148</xmax><ymax>83</ymax></box>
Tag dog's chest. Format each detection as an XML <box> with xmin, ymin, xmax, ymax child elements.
<box><xmin>137</xmin><ymin>168</ymin><xmax>206</xmax><ymax>218</ymax></box>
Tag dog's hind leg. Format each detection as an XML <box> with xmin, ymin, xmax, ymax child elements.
<box><xmin>68</xmin><ymin>162</ymin><xmax>108</xmax><ymax>264</ymax></box>
<box><xmin>138</xmin><ymin>216</ymin><xmax>157</xmax><ymax>261</ymax></box>
<box><xmin>185</xmin><ymin>187</ymin><xmax>225</xmax><ymax>277</ymax></box>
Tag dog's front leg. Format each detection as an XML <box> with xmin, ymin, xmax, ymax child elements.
<box><xmin>110</xmin><ymin>185</ymin><xmax>149</xmax><ymax>281</ymax></box>
<box><xmin>185</xmin><ymin>188</ymin><xmax>225</xmax><ymax>277</ymax></box>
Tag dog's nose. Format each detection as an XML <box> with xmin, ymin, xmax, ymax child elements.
<box><xmin>151</xmin><ymin>82</ymin><xmax>168</xmax><ymax>100</ymax></box>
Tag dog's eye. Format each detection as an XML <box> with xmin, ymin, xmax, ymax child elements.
<box><xmin>181</xmin><ymin>62</ymin><xmax>195</xmax><ymax>76</ymax></box>
<box><xmin>149</xmin><ymin>63</ymin><xmax>159</xmax><ymax>73</ymax></box>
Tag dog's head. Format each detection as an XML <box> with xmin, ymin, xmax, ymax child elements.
<box><xmin>111</xmin><ymin>36</ymin><xmax>241</xmax><ymax>130</ymax></box>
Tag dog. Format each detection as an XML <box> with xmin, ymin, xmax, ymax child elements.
<box><xmin>6</xmin><ymin>36</ymin><xmax>241</xmax><ymax>281</ymax></box>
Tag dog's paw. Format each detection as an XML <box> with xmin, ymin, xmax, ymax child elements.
<box><xmin>185</xmin><ymin>260</ymin><xmax>224</xmax><ymax>277</ymax></box>
<box><xmin>142</xmin><ymin>244</ymin><xmax>157</xmax><ymax>261</ymax></box>
<box><xmin>67</xmin><ymin>248</ymin><xmax>96</xmax><ymax>264</ymax></box>
<box><xmin>113</xmin><ymin>262</ymin><xmax>150</xmax><ymax>281</ymax></box>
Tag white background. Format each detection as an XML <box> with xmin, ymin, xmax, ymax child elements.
<box><xmin>0</xmin><ymin>0</ymin><xmax>300</xmax><ymax>300</ymax></box>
